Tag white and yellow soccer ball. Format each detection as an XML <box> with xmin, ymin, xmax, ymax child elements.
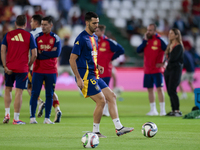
<box><xmin>142</xmin><ymin>122</ymin><xmax>158</xmax><ymax>138</ymax></box>
<box><xmin>81</xmin><ymin>132</ymin><xmax>99</xmax><ymax>148</ymax></box>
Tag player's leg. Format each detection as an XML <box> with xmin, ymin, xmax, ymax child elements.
<box><xmin>43</xmin><ymin>73</ymin><xmax>56</xmax><ymax>124</ymax></box>
<box><xmin>53</xmin><ymin>92</ymin><xmax>62</xmax><ymax>123</ymax></box>
<box><xmin>155</xmin><ymin>73</ymin><xmax>166</xmax><ymax>116</ymax></box>
<box><xmin>188</xmin><ymin>72</ymin><xmax>194</xmax><ymax>96</ymax></box>
<box><xmin>3</xmin><ymin>86</ymin><xmax>12</xmax><ymax>123</ymax></box>
<box><xmin>3</xmin><ymin>73</ymin><xmax>15</xmax><ymax>123</ymax></box>
<box><xmin>28</xmin><ymin>71</ymin><xmax>44</xmax><ymax>115</ymax></box>
<box><xmin>144</xmin><ymin>74</ymin><xmax>158</xmax><ymax>116</ymax></box>
<box><xmin>101</xmin><ymin>77</ymin><xmax>111</xmax><ymax>117</ymax></box>
<box><xmin>13</xmin><ymin>72</ymin><xmax>29</xmax><ymax>124</ymax></box>
<box><xmin>30</xmin><ymin>73</ymin><xmax>44</xmax><ymax>123</ymax></box>
<box><xmin>90</xmin><ymin>92</ymin><xmax>106</xmax><ymax>138</ymax></box>
<box><xmin>99</xmin><ymin>78</ymin><xmax>134</xmax><ymax>136</ymax></box>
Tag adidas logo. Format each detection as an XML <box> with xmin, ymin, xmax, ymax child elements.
<box><xmin>75</xmin><ymin>41</ymin><xmax>79</xmax><ymax>45</ymax></box>
<box><xmin>38</xmin><ymin>40</ymin><xmax>43</xmax><ymax>43</ymax></box>
<box><xmin>11</xmin><ymin>33</ymin><xmax>24</xmax><ymax>42</ymax></box>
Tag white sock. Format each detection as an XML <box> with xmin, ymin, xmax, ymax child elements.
<box><xmin>37</xmin><ymin>99</ymin><xmax>43</xmax><ymax>105</ymax></box>
<box><xmin>103</xmin><ymin>103</ymin><xmax>110</xmax><ymax>116</ymax></box>
<box><xmin>55</xmin><ymin>106</ymin><xmax>60</xmax><ymax>113</ymax></box>
<box><xmin>93</xmin><ymin>123</ymin><xmax>100</xmax><ymax>133</ymax></box>
<box><xmin>113</xmin><ymin>118</ymin><xmax>123</xmax><ymax>130</ymax></box>
<box><xmin>5</xmin><ymin>108</ymin><xmax>10</xmax><ymax>116</ymax></box>
<box><xmin>14</xmin><ymin>113</ymin><xmax>20</xmax><ymax>120</ymax></box>
<box><xmin>159</xmin><ymin>102</ymin><xmax>166</xmax><ymax>112</ymax></box>
<box><xmin>150</xmin><ymin>102</ymin><xmax>157</xmax><ymax>112</ymax></box>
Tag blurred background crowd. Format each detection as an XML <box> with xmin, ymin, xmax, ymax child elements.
<box><xmin>0</xmin><ymin>0</ymin><xmax>200</xmax><ymax>67</ymax></box>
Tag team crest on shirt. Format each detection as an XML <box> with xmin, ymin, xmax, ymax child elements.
<box><xmin>95</xmin><ymin>85</ymin><xmax>100</xmax><ymax>91</ymax></box>
<box><xmin>153</xmin><ymin>40</ymin><xmax>158</xmax><ymax>46</ymax></box>
<box><xmin>101</xmin><ymin>42</ymin><xmax>106</xmax><ymax>47</ymax></box>
<box><xmin>49</xmin><ymin>38</ymin><xmax>54</xmax><ymax>44</ymax></box>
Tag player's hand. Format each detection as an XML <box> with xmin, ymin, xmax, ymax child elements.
<box><xmin>51</xmin><ymin>47</ymin><xmax>57</xmax><ymax>51</ymax></box>
<box><xmin>4</xmin><ymin>67</ymin><xmax>13</xmax><ymax>75</ymax></box>
<box><xmin>97</xmin><ymin>64</ymin><xmax>104</xmax><ymax>74</ymax></box>
<box><xmin>156</xmin><ymin>63</ymin><xmax>165</xmax><ymax>68</ymax></box>
<box><xmin>77</xmin><ymin>78</ymin><xmax>84</xmax><ymax>90</ymax></box>
<box><xmin>38</xmin><ymin>50</ymin><xmax>42</xmax><ymax>54</ymax></box>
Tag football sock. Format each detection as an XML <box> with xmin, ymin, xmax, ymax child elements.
<box><xmin>93</xmin><ymin>123</ymin><xmax>100</xmax><ymax>133</ymax></box>
<box><xmin>159</xmin><ymin>102</ymin><xmax>165</xmax><ymax>112</ymax></box>
<box><xmin>5</xmin><ymin>108</ymin><xmax>10</xmax><ymax>116</ymax></box>
<box><xmin>113</xmin><ymin>118</ymin><xmax>123</xmax><ymax>130</ymax></box>
<box><xmin>14</xmin><ymin>113</ymin><xmax>20</xmax><ymax>120</ymax></box>
<box><xmin>150</xmin><ymin>102</ymin><xmax>157</xmax><ymax>111</ymax></box>
<box><xmin>53</xmin><ymin>100</ymin><xmax>60</xmax><ymax>112</ymax></box>
<box><xmin>37</xmin><ymin>98</ymin><xmax>43</xmax><ymax>105</ymax></box>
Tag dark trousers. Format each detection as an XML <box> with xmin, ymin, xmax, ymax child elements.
<box><xmin>164</xmin><ymin>66</ymin><xmax>182</xmax><ymax>111</ymax></box>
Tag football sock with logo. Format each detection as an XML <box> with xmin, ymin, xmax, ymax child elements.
<box><xmin>93</xmin><ymin>123</ymin><xmax>100</xmax><ymax>133</ymax></box>
<box><xmin>113</xmin><ymin>118</ymin><xmax>123</xmax><ymax>130</ymax></box>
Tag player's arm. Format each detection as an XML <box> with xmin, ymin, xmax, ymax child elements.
<box><xmin>41</xmin><ymin>35</ymin><xmax>61</xmax><ymax>58</ymax></box>
<box><xmin>136</xmin><ymin>40</ymin><xmax>147</xmax><ymax>53</ymax></box>
<box><xmin>108</xmin><ymin>39</ymin><xmax>125</xmax><ymax>61</ymax></box>
<box><xmin>29</xmin><ymin>34</ymin><xmax>37</xmax><ymax>68</ymax></box>
<box><xmin>1</xmin><ymin>33</ymin><xmax>12</xmax><ymax>75</ymax></box>
<box><xmin>160</xmin><ymin>38</ymin><xmax>167</xmax><ymax>51</ymax></box>
<box><xmin>69</xmin><ymin>53</ymin><xmax>84</xmax><ymax>89</ymax></box>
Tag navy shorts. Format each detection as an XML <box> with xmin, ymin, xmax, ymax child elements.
<box><xmin>5</xmin><ymin>72</ymin><xmax>28</xmax><ymax>89</ymax></box>
<box><xmin>81</xmin><ymin>77</ymin><xmax>108</xmax><ymax>98</ymax></box>
<box><xmin>101</xmin><ymin>77</ymin><xmax>111</xmax><ymax>86</ymax></box>
<box><xmin>143</xmin><ymin>73</ymin><xmax>164</xmax><ymax>88</ymax></box>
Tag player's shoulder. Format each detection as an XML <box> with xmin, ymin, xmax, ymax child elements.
<box><xmin>50</xmin><ymin>32</ymin><xmax>60</xmax><ymax>42</ymax></box>
<box><xmin>106</xmin><ymin>38</ymin><xmax>118</xmax><ymax>46</ymax></box>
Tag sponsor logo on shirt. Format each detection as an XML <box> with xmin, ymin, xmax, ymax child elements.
<box><xmin>11</xmin><ymin>33</ymin><xmax>24</xmax><ymax>42</ymax></box>
<box><xmin>40</xmin><ymin>44</ymin><xmax>51</xmax><ymax>50</ymax></box>
<box><xmin>38</xmin><ymin>40</ymin><xmax>43</xmax><ymax>43</ymax></box>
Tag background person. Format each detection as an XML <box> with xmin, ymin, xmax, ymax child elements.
<box><xmin>164</xmin><ymin>28</ymin><xmax>184</xmax><ymax>117</ymax></box>
<box><xmin>1</xmin><ymin>15</ymin><xmax>37</xmax><ymax>124</ymax></box>
<box><xmin>137</xmin><ymin>23</ymin><xmax>167</xmax><ymax>116</ymax></box>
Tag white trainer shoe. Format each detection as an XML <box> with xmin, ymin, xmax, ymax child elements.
<box><xmin>160</xmin><ymin>111</ymin><xmax>167</xmax><ymax>116</ymax></box>
<box><xmin>43</xmin><ymin>119</ymin><xmax>54</xmax><ymax>124</ymax></box>
<box><xmin>30</xmin><ymin>118</ymin><xmax>38</xmax><ymax>124</ymax></box>
<box><xmin>146</xmin><ymin>110</ymin><xmax>159</xmax><ymax>116</ymax></box>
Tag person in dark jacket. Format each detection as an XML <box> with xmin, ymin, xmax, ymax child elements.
<box><xmin>164</xmin><ymin>28</ymin><xmax>184</xmax><ymax>117</ymax></box>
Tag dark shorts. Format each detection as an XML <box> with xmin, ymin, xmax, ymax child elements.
<box><xmin>81</xmin><ymin>77</ymin><xmax>108</xmax><ymax>98</ymax></box>
<box><xmin>143</xmin><ymin>73</ymin><xmax>164</xmax><ymax>88</ymax></box>
<box><xmin>5</xmin><ymin>72</ymin><xmax>28</xmax><ymax>89</ymax></box>
<box><xmin>101</xmin><ymin>77</ymin><xmax>111</xmax><ymax>86</ymax></box>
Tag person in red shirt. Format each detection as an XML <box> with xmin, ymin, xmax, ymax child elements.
<box><xmin>95</xmin><ymin>24</ymin><xmax>124</xmax><ymax>116</ymax></box>
<box><xmin>30</xmin><ymin>16</ymin><xmax>61</xmax><ymax>124</ymax></box>
<box><xmin>1</xmin><ymin>15</ymin><xmax>37</xmax><ymax>124</ymax></box>
<box><xmin>137</xmin><ymin>23</ymin><xmax>167</xmax><ymax>116</ymax></box>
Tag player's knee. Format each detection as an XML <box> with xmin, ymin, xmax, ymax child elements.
<box><xmin>112</xmin><ymin>92</ymin><xmax>117</xmax><ymax>100</ymax></box>
<box><xmin>98</xmin><ymin>96</ymin><xmax>106</xmax><ymax>107</ymax></box>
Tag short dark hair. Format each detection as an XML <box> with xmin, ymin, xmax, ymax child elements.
<box><xmin>98</xmin><ymin>24</ymin><xmax>106</xmax><ymax>31</ymax></box>
<box><xmin>149</xmin><ymin>23</ymin><xmax>157</xmax><ymax>31</ymax></box>
<box><xmin>32</xmin><ymin>14</ymin><xmax>42</xmax><ymax>25</ymax></box>
<box><xmin>16</xmin><ymin>15</ymin><xmax>27</xmax><ymax>26</ymax></box>
<box><xmin>42</xmin><ymin>16</ymin><xmax>53</xmax><ymax>24</ymax></box>
<box><xmin>85</xmin><ymin>12</ymin><xmax>98</xmax><ymax>21</ymax></box>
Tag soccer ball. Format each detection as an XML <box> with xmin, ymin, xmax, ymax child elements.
<box><xmin>141</xmin><ymin>122</ymin><xmax>158</xmax><ymax>138</ymax></box>
<box><xmin>81</xmin><ymin>132</ymin><xmax>99</xmax><ymax>148</ymax></box>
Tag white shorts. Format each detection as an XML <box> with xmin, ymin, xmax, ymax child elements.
<box><xmin>181</xmin><ymin>72</ymin><xmax>194</xmax><ymax>82</ymax></box>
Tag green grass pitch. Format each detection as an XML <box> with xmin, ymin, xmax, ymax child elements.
<box><xmin>0</xmin><ymin>90</ymin><xmax>199</xmax><ymax>150</ymax></box>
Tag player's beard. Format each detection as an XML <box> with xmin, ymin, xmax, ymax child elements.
<box><xmin>89</xmin><ymin>24</ymin><xmax>96</xmax><ymax>33</ymax></box>
<box><xmin>147</xmin><ymin>33</ymin><xmax>153</xmax><ymax>39</ymax></box>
